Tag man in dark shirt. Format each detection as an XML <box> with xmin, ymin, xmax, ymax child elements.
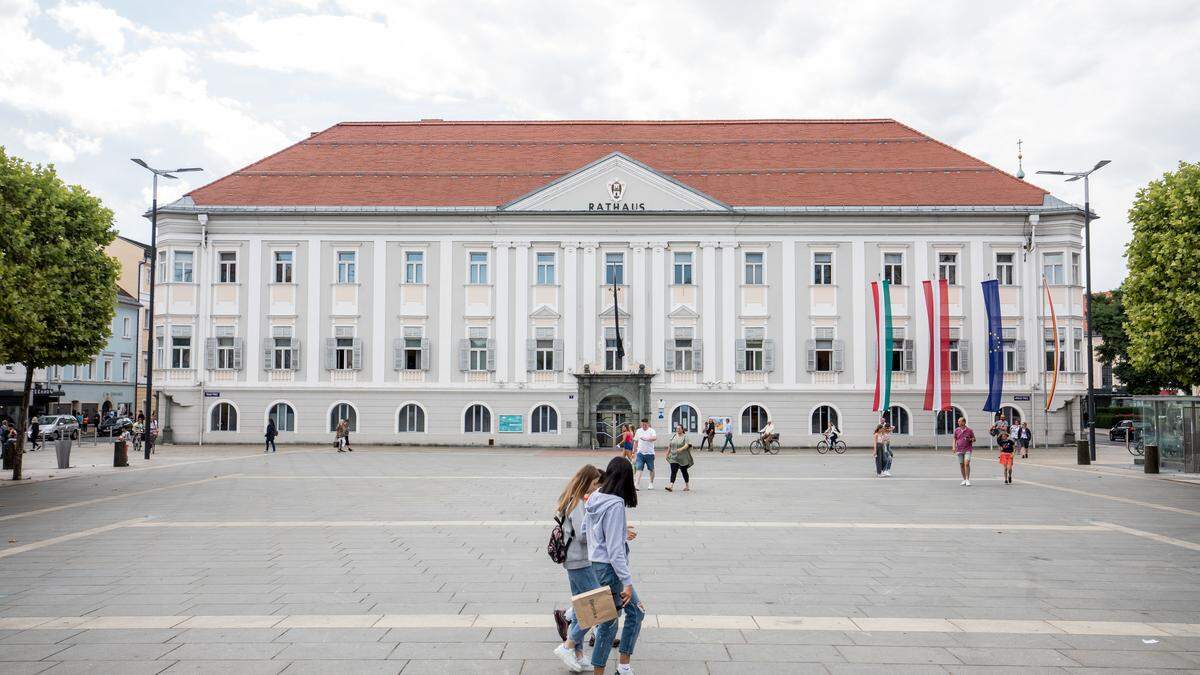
<box><xmin>29</xmin><ymin>417</ymin><xmax>40</xmax><ymax>451</ymax></box>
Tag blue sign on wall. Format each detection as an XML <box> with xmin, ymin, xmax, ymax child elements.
<box><xmin>498</xmin><ymin>414</ymin><xmax>523</xmax><ymax>433</ymax></box>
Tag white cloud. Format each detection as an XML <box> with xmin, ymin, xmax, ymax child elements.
<box><xmin>48</xmin><ymin>0</ymin><xmax>134</xmax><ymax>53</ymax></box>
<box><xmin>17</xmin><ymin>128</ymin><xmax>101</xmax><ymax>163</ymax></box>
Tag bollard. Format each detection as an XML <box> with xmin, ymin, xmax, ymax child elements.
<box><xmin>55</xmin><ymin>436</ymin><xmax>72</xmax><ymax>470</ymax></box>
<box><xmin>1076</xmin><ymin>439</ymin><xmax>1091</xmax><ymax>465</ymax></box>
<box><xmin>113</xmin><ymin>440</ymin><xmax>129</xmax><ymax>467</ymax></box>
<box><xmin>1144</xmin><ymin>444</ymin><xmax>1159</xmax><ymax>474</ymax></box>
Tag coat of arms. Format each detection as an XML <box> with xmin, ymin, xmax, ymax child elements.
<box><xmin>608</xmin><ymin>179</ymin><xmax>624</xmax><ymax>201</ymax></box>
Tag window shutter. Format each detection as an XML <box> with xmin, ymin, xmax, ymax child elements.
<box><xmin>486</xmin><ymin>339</ymin><xmax>496</xmax><ymax>372</ymax></box>
<box><xmin>262</xmin><ymin>338</ymin><xmax>274</xmax><ymax>370</ymax></box>
<box><xmin>903</xmin><ymin>339</ymin><xmax>914</xmax><ymax>372</ymax></box>
<box><xmin>735</xmin><ymin>339</ymin><xmax>747</xmax><ymax>372</ymax></box>
<box><xmin>420</xmin><ymin>338</ymin><xmax>431</xmax><ymax>371</ymax></box>
<box><xmin>552</xmin><ymin>339</ymin><xmax>563</xmax><ymax>371</ymax></box>
<box><xmin>291</xmin><ymin>339</ymin><xmax>301</xmax><ymax>371</ymax></box>
<box><xmin>692</xmin><ymin>339</ymin><xmax>703</xmax><ymax>372</ymax></box>
<box><xmin>1016</xmin><ymin>339</ymin><xmax>1027</xmax><ymax>372</ymax></box>
<box><xmin>805</xmin><ymin>339</ymin><xmax>816</xmax><ymax>372</ymax></box>
<box><xmin>764</xmin><ymin>339</ymin><xmax>776</xmax><ymax>372</ymax></box>
<box><xmin>205</xmin><ymin>338</ymin><xmax>217</xmax><ymax>370</ymax></box>
<box><xmin>458</xmin><ymin>339</ymin><xmax>470</xmax><ymax>371</ymax></box>
<box><xmin>833</xmin><ymin>339</ymin><xmax>845</xmax><ymax>372</ymax></box>
<box><xmin>393</xmin><ymin>338</ymin><xmax>404</xmax><ymax>371</ymax></box>
<box><xmin>527</xmin><ymin>339</ymin><xmax>536</xmax><ymax>372</ymax></box>
<box><xmin>232</xmin><ymin>338</ymin><xmax>243</xmax><ymax>371</ymax></box>
<box><xmin>324</xmin><ymin>338</ymin><xmax>337</xmax><ymax>370</ymax></box>
<box><xmin>664</xmin><ymin>340</ymin><xmax>676</xmax><ymax>372</ymax></box>
<box><xmin>351</xmin><ymin>338</ymin><xmax>363</xmax><ymax>370</ymax></box>
<box><xmin>958</xmin><ymin>339</ymin><xmax>970</xmax><ymax>372</ymax></box>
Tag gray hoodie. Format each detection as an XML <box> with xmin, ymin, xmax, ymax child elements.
<box><xmin>561</xmin><ymin>502</ymin><xmax>591</xmax><ymax>571</ymax></box>
<box><xmin>583</xmin><ymin>492</ymin><xmax>632</xmax><ymax>586</ymax></box>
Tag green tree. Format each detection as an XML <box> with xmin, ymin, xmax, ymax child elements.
<box><xmin>0</xmin><ymin>148</ymin><xmax>119</xmax><ymax>480</ymax></box>
<box><xmin>1125</xmin><ymin>161</ymin><xmax>1200</xmax><ymax>389</ymax></box>
<box><xmin>1090</xmin><ymin>287</ymin><xmax>1174</xmax><ymax>394</ymax></box>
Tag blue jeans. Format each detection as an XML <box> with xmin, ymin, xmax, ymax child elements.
<box><xmin>634</xmin><ymin>453</ymin><xmax>654</xmax><ymax>471</ymax></box>
<box><xmin>590</xmin><ymin>561</ymin><xmax>644</xmax><ymax>667</ymax></box>
<box><xmin>565</xmin><ymin>565</ymin><xmax>600</xmax><ymax>648</ymax></box>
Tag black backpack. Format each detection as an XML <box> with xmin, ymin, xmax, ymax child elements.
<box><xmin>547</xmin><ymin>514</ymin><xmax>574</xmax><ymax>564</ymax></box>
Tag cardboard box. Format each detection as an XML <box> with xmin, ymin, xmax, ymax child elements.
<box><xmin>571</xmin><ymin>585</ymin><xmax>617</xmax><ymax>628</ymax></box>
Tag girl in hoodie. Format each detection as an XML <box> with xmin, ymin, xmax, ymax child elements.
<box><xmin>584</xmin><ymin>456</ymin><xmax>644</xmax><ymax>674</ymax></box>
<box><xmin>553</xmin><ymin>464</ymin><xmax>605</xmax><ymax>672</ymax></box>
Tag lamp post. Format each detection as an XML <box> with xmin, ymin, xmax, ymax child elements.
<box><xmin>1036</xmin><ymin>160</ymin><xmax>1110</xmax><ymax>463</ymax></box>
<box><xmin>131</xmin><ymin>159</ymin><xmax>202</xmax><ymax>459</ymax></box>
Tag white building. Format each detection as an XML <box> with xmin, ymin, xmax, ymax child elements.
<box><xmin>151</xmin><ymin>119</ymin><xmax>1090</xmax><ymax>447</ymax></box>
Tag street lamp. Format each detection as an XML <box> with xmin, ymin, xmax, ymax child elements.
<box><xmin>131</xmin><ymin>159</ymin><xmax>202</xmax><ymax>459</ymax></box>
<box><xmin>1036</xmin><ymin>160</ymin><xmax>1110</xmax><ymax>464</ymax></box>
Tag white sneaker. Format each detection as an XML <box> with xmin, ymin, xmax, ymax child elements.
<box><xmin>960</xmin><ymin>480</ymin><xmax>967</xmax><ymax>486</ymax></box>
<box><xmin>617</xmin><ymin>664</ymin><xmax>635</xmax><ymax>675</ymax></box>
<box><xmin>647</xmin><ymin>482</ymin><xmax>654</xmax><ymax>490</ymax></box>
<box><xmin>883</xmin><ymin>470</ymin><xmax>891</xmax><ymax>477</ymax></box>
<box><xmin>964</xmin><ymin>479</ymin><xmax>971</xmax><ymax>486</ymax></box>
<box><xmin>554</xmin><ymin>644</ymin><xmax>585</xmax><ymax>673</ymax></box>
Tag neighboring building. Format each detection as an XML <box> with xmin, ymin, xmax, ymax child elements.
<box><xmin>106</xmin><ymin>235</ymin><xmax>152</xmax><ymax>415</ymax></box>
<box><xmin>150</xmin><ymin>119</ymin><xmax>1091</xmax><ymax>447</ymax></box>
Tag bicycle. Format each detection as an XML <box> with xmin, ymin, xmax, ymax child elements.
<box><xmin>749</xmin><ymin>435</ymin><xmax>780</xmax><ymax>455</ymax></box>
<box><xmin>816</xmin><ymin>436</ymin><xmax>847</xmax><ymax>454</ymax></box>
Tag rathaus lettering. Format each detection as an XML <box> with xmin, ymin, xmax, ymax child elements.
<box><xmin>587</xmin><ymin>202</ymin><xmax>647</xmax><ymax>211</ymax></box>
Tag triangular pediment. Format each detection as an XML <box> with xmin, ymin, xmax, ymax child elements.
<box><xmin>599</xmin><ymin>304</ymin><xmax>630</xmax><ymax>319</ymax></box>
<box><xmin>529</xmin><ymin>305</ymin><xmax>561</xmax><ymax>319</ymax></box>
<box><xmin>502</xmin><ymin>152</ymin><xmax>730</xmax><ymax>212</ymax></box>
<box><xmin>668</xmin><ymin>305</ymin><xmax>700</xmax><ymax>319</ymax></box>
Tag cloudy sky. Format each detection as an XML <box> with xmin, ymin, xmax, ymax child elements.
<box><xmin>2</xmin><ymin>0</ymin><xmax>1197</xmax><ymax>290</ymax></box>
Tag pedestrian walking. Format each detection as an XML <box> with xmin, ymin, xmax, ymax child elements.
<box><xmin>148</xmin><ymin>414</ymin><xmax>159</xmax><ymax>453</ymax></box>
<box><xmin>29</xmin><ymin>417</ymin><xmax>40</xmax><ymax>451</ymax></box>
<box><xmin>1017</xmin><ymin>421</ymin><xmax>1032</xmax><ymax>458</ymax></box>
<box><xmin>990</xmin><ymin>413</ymin><xmax>1010</xmax><ymax>439</ymax></box>
<box><xmin>954</xmin><ymin>416</ymin><xmax>975</xmax><ymax>486</ymax></box>
<box><xmin>632</xmin><ymin>419</ymin><xmax>657</xmax><ymax>490</ymax></box>
<box><xmin>264</xmin><ymin>418</ymin><xmax>278</xmax><ymax>453</ymax></box>
<box><xmin>619</xmin><ymin>424</ymin><xmax>634</xmax><ymax>462</ymax></box>
<box><xmin>583</xmin><ymin>457</ymin><xmax>644</xmax><ymax>674</ymax></box>
<box><xmin>872</xmin><ymin>423</ymin><xmax>886</xmax><ymax>476</ymax></box>
<box><xmin>997</xmin><ymin>430</ymin><xmax>1016</xmax><ymax>484</ymax></box>
<box><xmin>700</xmin><ymin>417</ymin><xmax>716</xmax><ymax>451</ymax></box>
<box><xmin>877</xmin><ymin>423</ymin><xmax>893</xmax><ymax>476</ymax></box>
<box><xmin>664</xmin><ymin>423</ymin><xmax>694</xmax><ymax>492</ymax></box>
<box><xmin>720</xmin><ymin>423</ymin><xmax>735</xmax><ymax>454</ymax></box>
<box><xmin>551</xmin><ymin>464</ymin><xmax>605</xmax><ymax>672</ymax></box>
<box><xmin>334</xmin><ymin>418</ymin><xmax>351</xmax><ymax>452</ymax></box>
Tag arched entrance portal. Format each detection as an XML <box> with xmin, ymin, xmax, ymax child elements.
<box><xmin>595</xmin><ymin>395</ymin><xmax>632</xmax><ymax>449</ymax></box>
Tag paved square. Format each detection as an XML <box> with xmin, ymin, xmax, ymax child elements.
<box><xmin>1</xmin><ymin>444</ymin><xmax>1198</xmax><ymax>673</ymax></box>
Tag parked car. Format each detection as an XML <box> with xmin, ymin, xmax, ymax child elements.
<box><xmin>97</xmin><ymin>416</ymin><xmax>133</xmax><ymax>437</ymax></box>
<box><xmin>1109</xmin><ymin>420</ymin><xmax>1148</xmax><ymax>442</ymax></box>
<box><xmin>27</xmin><ymin>415</ymin><xmax>80</xmax><ymax>440</ymax></box>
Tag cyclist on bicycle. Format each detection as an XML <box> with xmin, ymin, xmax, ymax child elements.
<box><xmin>823</xmin><ymin>422</ymin><xmax>841</xmax><ymax>446</ymax></box>
<box><xmin>758</xmin><ymin>419</ymin><xmax>777</xmax><ymax>446</ymax></box>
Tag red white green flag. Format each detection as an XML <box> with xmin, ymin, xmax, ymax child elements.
<box><xmin>871</xmin><ymin>280</ymin><xmax>893</xmax><ymax>412</ymax></box>
<box><xmin>922</xmin><ymin>278</ymin><xmax>953</xmax><ymax>412</ymax></box>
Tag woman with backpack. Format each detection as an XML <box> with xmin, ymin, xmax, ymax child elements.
<box><xmin>584</xmin><ymin>456</ymin><xmax>644</xmax><ymax>674</ymax></box>
<box><xmin>550</xmin><ymin>464</ymin><xmax>605</xmax><ymax>672</ymax></box>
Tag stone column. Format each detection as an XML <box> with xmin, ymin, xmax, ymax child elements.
<box><xmin>513</xmin><ymin>241</ymin><xmax>530</xmax><ymax>384</ymax></box>
<box><xmin>582</xmin><ymin>244</ymin><xmax>598</xmax><ymax>366</ymax></box>
<box><xmin>371</xmin><ymin>238</ymin><xmax>387</xmax><ymax>383</ymax></box>
<box><xmin>630</xmin><ymin>241</ymin><xmax>648</xmax><ymax>367</ymax></box>
<box><xmin>720</xmin><ymin>241</ymin><xmax>738</xmax><ymax>384</ymax></box>
<box><xmin>306</xmin><ymin>237</ymin><xmax>322</xmax><ymax>382</ymax></box>
<box><xmin>851</xmin><ymin>240</ymin><xmax>867</xmax><ymax>386</ymax></box>
<box><xmin>493</xmin><ymin>241</ymin><xmax>511</xmax><ymax>383</ymax></box>
<box><xmin>650</xmin><ymin>242</ymin><xmax>667</xmax><ymax>374</ymax></box>
<box><xmin>244</xmin><ymin>238</ymin><xmax>261</xmax><ymax>383</ymax></box>
<box><xmin>437</xmin><ymin>240</ymin><xmax>453</xmax><ymax>383</ymax></box>
<box><xmin>780</xmin><ymin>238</ymin><xmax>796</xmax><ymax>385</ymax></box>
<box><xmin>561</xmin><ymin>242</ymin><xmax>579</xmax><ymax>372</ymax></box>
<box><xmin>701</xmin><ymin>241</ymin><xmax>718</xmax><ymax>383</ymax></box>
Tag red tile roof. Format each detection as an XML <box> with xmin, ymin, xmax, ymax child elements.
<box><xmin>187</xmin><ymin>119</ymin><xmax>1047</xmax><ymax>208</ymax></box>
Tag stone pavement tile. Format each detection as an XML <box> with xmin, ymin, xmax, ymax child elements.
<box><xmin>629</xmin><ymin>642</ymin><xmax>732</xmax><ymax>661</ymax></box>
<box><xmin>176</xmin><ymin>617</ymin><xmax>283</xmax><ymax>630</ymax></box>
<box><xmin>948</xmin><ymin>633</ymin><xmax>1073</xmax><ymax>649</ymax></box>
<box><xmin>637</xmin><ymin>627</ymin><xmax>746</xmax><ymax>643</ymax></box>
<box><xmin>183</xmin><ymin>605</ymin><xmax>283</xmax><ymax>616</ymax></box>
<box><xmin>380</xmin><ymin>628</ymin><xmax>489</xmax><ymax>642</ymax></box>
<box><xmin>823</xmin><ymin>664</ymin><xmax>947</xmax><ymax>674</ymax></box>
<box><xmin>1152</xmin><ymin>623</ymin><xmax>1200</xmax><ymax>637</ymax></box>
<box><xmin>0</xmin><ymin>643</ymin><xmax>71</xmax><ymax>660</ymax></box>
<box><xmin>949</xmin><ymin>620</ymin><xmax>1063</xmax><ymax>634</ymax></box>
<box><xmin>90</xmin><ymin>605</ymin><xmax>193</xmax><ymax>617</ymax></box>
<box><xmin>1</xmin><ymin>629</ymin><xmax>83</xmax><ymax>644</ymax></box>
<box><xmin>77</xmin><ymin>616</ymin><xmax>188</xmax><ymax>629</ymax></box>
<box><xmin>51</xmin><ymin>643</ymin><xmax>178</xmax><ymax>660</ymax></box>
<box><xmin>274</xmin><ymin>642</ymin><xmax>397</xmax><ymax>660</ymax></box>
<box><xmin>394</xmin><ymin>660</ymin><xmax>520</xmax><ymax>675</ymax></box>
<box><xmin>165</xmin><ymin>643</ymin><xmax>287</xmax><ymax>660</ymax></box>
<box><xmin>945</xmin><ymin>647</ymin><xmax>1082</xmax><ymax>667</ymax></box>
<box><xmin>275</xmin><ymin>628</ymin><xmax>388</xmax><ymax>643</ymax></box>
<box><xmin>836</xmin><ymin>645</ymin><xmax>962</xmax><ymax>665</ymax></box>
<box><xmin>523</xmin><ymin>659</ymin><xmax>707</xmax><ymax>674</ymax></box>
<box><xmin>706</xmin><ymin>663</ymin><xmax>830</xmax><ymax>675</ymax></box>
<box><xmin>754</xmin><ymin>616</ymin><xmax>859</xmax><ymax>631</ymax></box>
<box><xmin>1046</xmin><ymin>621</ymin><xmax>1166</xmax><ymax>636</ymax></box>
<box><xmin>170</xmin><ymin>629</ymin><xmax>287</xmax><ymax>643</ymax></box>
<box><xmin>157</xmin><ymin>660</ymin><xmax>287</xmax><ymax>674</ymax></box>
<box><xmin>273</xmin><ymin>616</ymin><xmax>382</xmax><ymax>629</ymax></box>
<box><xmin>364</xmin><ymin>604</ymin><xmax>467</xmax><ymax>615</ymax></box>
<box><xmin>946</xmin><ymin>668</ymin><xmax>1067</xmax><ymax>675</ymax></box>
<box><xmin>186</xmin><ymin>595</ymin><xmax>283</xmax><ymax>605</ymax></box>
<box><xmin>0</xmin><ymin>619</ymin><xmax>55</xmax><ymax>630</ymax></box>
<box><xmin>1059</xmin><ymin>649</ymin><xmax>1199</xmax><ymax>669</ymax></box>
<box><xmin>853</xmin><ymin>619</ymin><xmax>960</xmax><ymax>633</ymax></box>
<box><xmin>0</xmin><ymin>662</ymin><xmax>56</xmax><ymax>674</ymax></box>
<box><xmin>1050</xmin><ymin>634</ymin><xmax>1197</xmax><ymax>651</ymax></box>
<box><xmin>63</xmin><ymin>629</ymin><xmax>182</xmax><ymax>644</ymax></box>
<box><xmin>386</xmin><ymin>642</ymin><xmax>504</xmax><ymax>660</ymax></box>
<box><xmin>276</xmin><ymin>660</ymin><xmax>403</xmax><ymax>674</ymax></box>
<box><xmin>375</xmin><ymin>615</ymin><xmax>475</xmax><ymax>629</ymax></box>
<box><xmin>655</xmin><ymin>614</ymin><xmax>756</xmax><ymax>630</ymax></box>
<box><xmin>742</xmin><ymin>630</ymin><xmax>857</xmax><ymax>645</ymax></box>
<box><xmin>725</xmin><ymin>644</ymin><xmax>845</xmax><ymax>662</ymax></box>
<box><xmin>273</xmin><ymin>604</ymin><xmax>376</xmax><ymax>616</ymax></box>
<box><xmin>40</xmin><ymin>661</ymin><xmax>172</xmax><ymax>674</ymax></box>
<box><xmin>847</xmin><ymin>632</ymin><xmax>963</xmax><ymax>647</ymax></box>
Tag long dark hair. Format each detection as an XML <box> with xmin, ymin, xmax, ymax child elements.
<box><xmin>599</xmin><ymin>456</ymin><xmax>637</xmax><ymax>508</ymax></box>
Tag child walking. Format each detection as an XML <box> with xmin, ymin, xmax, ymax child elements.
<box><xmin>997</xmin><ymin>431</ymin><xmax>1016</xmax><ymax>484</ymax></box>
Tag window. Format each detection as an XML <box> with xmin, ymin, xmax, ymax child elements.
<box><xmin>398</xmin><ymin>404</ymin><xmax>425</xmax><ymax>433</ymax></box>
<box><xmin>813</xmin><ymin>252</ymin><xmax>833</xmax><ymax>285</ymax></box>
<box><xmin>102</xmin><ymin>360</ymin><xmax>111</xmax><ymax>381</ymax></box>
<box><xmin>329</xmin><ymin>403</ymin><xmax>356</xmax><ymax>432</ymax></box>
<box><xmin>171</xmin><ymin>335</ymin><xmax>191</xmax><ymax>369</ymax></box>
<box><xmin>1073</xmin><ymin>327</ymin><xmax>1084</xmax><ymax>372</ymax></box>
<box><xmin>273</xmin><ymin>251</ymin><xmax>294</xmax><ymax>283</ymax></box>
<box><xmin>740</xmin><ymin>404</ymin><xmax>769</xmax><ymax>434</ymax></box>
<box><xmin>81</xmin><ymin>362</ymin><xmax>90</xmax><ymax>380</ymax></box>
<box><xmin>670</xmin><ymin>405</ymin><xmax>698</xmax><ymax>433</ymax></box>
<box><xmin>273</xmin><ymin>333</ymin><xmax>295</xmax><ymax>370</ymax></box>
<box><xmin>269</xmin><ymin>402</ymin><xmax>295</xmax><ymax>432</ymax></box>
<box><xmin>468</xmin><ymin>328</ymin><xmax>489</xmax><ymax>371</ymax></box>
<box><xmin>673</xmin><ymin>252</ymin><xmax>693</xmax><ymax>285</ymax></box>
<box><xmin>883</xmin><ymin>252</ymin><xmax>904</xmax><ymax>285</ymax></box>
<box><xmin>948</xmin><ymin>328</ymin><xmax>962</xmax><ymax>372</ymax></box>
<box><xmin>157</xmin><ymin>250</ymin><xmax>167</xmax><ymax>282</ymax></box>
<box><xmin>403</xmin><ymin>335</ymin><xmax>424</xmax><ymax>370</ymax></box>
<box><xmin>1071</xmin><ymin>253</ymin><xmax>1081</xmax><ymax>286</ymax></box>
<box><xmin>534</xmin><ymin>336</ymin><xmax>555</xmax><ymax>371</ymax></box>
<box><xmin>811</xmin><ymin>327</ymin><xmax>835</xmax><ymax>372</ymax></box>
<box><xmin>1002</xmin><ymin>327</ymin><xmax>1019</xmax><ymax>372</ymax></box>
<box><xmin>155</xmin><ymin>336</ymin><xmax>164</xmax><ymax>369</ymax></box>
<box><xmin>64</xmin><ymin>365</ymin><xmax>74</xmax><ymax>380</ymax></box>
<box><xmin>335</xmin><ymin>336</ymin><xmax>355</xmax><ymax>370</ymax></box>
<box><xmin>938</xmin><ymin>252</ymin><xmax>958</xmax><ymax>285</ymax></box>
<box><xmin>404</xmin><ymin>251</ymin><xmax>425</xmax><ymax>284</ymax></box>
<box><xmin>1043</xmin><ymin>252</ymin><xmax>1064</xmax><ymax>285</ymax></box>
<box><xmin>890</xmin><ymin>328</ymin><xmax>913</xmax><ymax>372</ymax></box>
<box><xmin>936</xmin><ymin>406</ymin><xmax>965</xmax><ymax>435</ymax></box>
<box><xmin>218</xmin><ymin>251</ymin><xmax>237</xmax><ymax>283</ymax></box>
<box><xmin>173</xmin><ymin>250</ymin><xmax>194</xmax><ymax>282</ymax></box>
<box><xmin>216</xmin><ymin>336</ymin><xmax>236</xmax><ymax>370</ymax></box>
<box><xmin>1044</xmin><ymin>328</ymin><xmax>1067</xmax><ymax>371</ymax></box>
<box><xmin>469</xmin><ymin>252</ymin><xmax>488</xmax><ymax>284</ymax></box>
<box><xmin>464</xmin><ymin>404</ymin><xmax>491</xmax><ymax>433</ymax></box>
<box><xmin>122</xmin><ymin>317</ymin><xmax>132</xmax><ymax>338</ymax></box>
<box><xmin>210</xmin><ymin>402</ymin><xmax>237</xmax><ymax>431</ymax></box>
<box><xmin>996</xmin><ymin>252</ymin><xmax>1015</xmax><ymax>285</ymax></box>
<box><xmin>883</xmin><ymin>405</ymin><xmax>911</xmax><ymax>434</ymax></box>
<box><xmin>120</xmin><ymin>361</ymin><xmax>129</xmax><ymax>382</ymax></box>
<box><xmin>670</xmin><ymin>327</ymin><xmax>694</xmax><ymax>372</ymax></box>
<box><xmin>532</xmin><ymin>404</ymin><xmax>558</xmax><ymax>434</ymax></box>
<box><xmin>743</xmin><ymin>329</ymin><xmax>764</xmax><ymax>372</ymax></box>
<box><xmin>744</xmin><ymin>252</ymin><xmax>764</xmax><ymax>285</ymax></box>
<box><xmin>811</xmin><ymin>405</ymin><xmax>839</xmax><ymax>434</ymax></box>
<box><xmin>536</xmin><ymin>252</ymin><xmax>556</xmax><ymax>285</ymax></box>
<box><xmin>604</xmin><ymin>327</ymin><xmax>624</xmax><ymax>371</ymax></box>
<box><xmin>604</xmin><ymin>252</ymin><xmax>624</xmax><ymax>285</ymax></box>
<box><xmin>336</xmin><ymin>251</ymin><xmax>357</xmax><ymax>283</ymax></box>
<box><xmin>997</xmin><ymin>406</ymin><xmax>1022</xmax><ymax>426</ymax></box>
